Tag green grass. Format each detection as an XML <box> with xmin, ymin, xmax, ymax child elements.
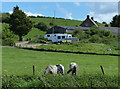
<box><xmin>23</xmin><ymin>27</ymin><xmax>46</xmax><ymax>39</ymax></box>
<box><xmin>2</xmin><ymin>74</ymin><xmax>118</xmax><ymax>88</ymax></box>
<box><xmin>30</xmin><ymin>18</ymin><xmax>82</xmax><ymax>27</ymax></box>
<box><xmin>2</xmin><ymin>47</ymin><xmax>118</xmax><ymax>88</ymax></box>
<box><xmin>37</xmin><ymin>43</ymin><xmax>119</xmax><ymax>55</ymax></box>
<box><xmin>2</xmin><ymin>47</ymin><xmax>118</xmax><ymax>76</ymax></box>
<box><xmin>30</xmin><ymin>17</ymin><xmax>105</xmax><ymax>27</ymax></box>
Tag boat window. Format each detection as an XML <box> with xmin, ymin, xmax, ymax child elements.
<box><xmin>47</xmin><ymin>35</ymin><xmax>50</xmax><ymax>37</ymax></box>
<box><xmin>62</xmin><ymin>36</ymin><xmax>65</xmax><ymax>39</ymax></box>
<box><xmin>57</xmin><ymin>36</ymin><xmax>61</xmax><ymax>39</ymax></box>
<box><xmin>69</xmin><ymin>36</ymin><xmax>71</xmax><ymax>38</ymax></box>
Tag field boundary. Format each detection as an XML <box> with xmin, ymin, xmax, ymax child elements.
<box><xmin>17</xmin><ymin>47</ymin><xmax>120</xmax><ymax>56</ymax></box>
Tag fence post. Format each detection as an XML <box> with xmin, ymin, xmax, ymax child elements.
<box><xmin>100</xmin><ymin>65</ymin><xmax>105</xmax><ymax>75</ymax></box>
<box><xmin>33</xmin><ymin>65</ymin><xmax>35</xmax><ymax>75</ymax></box>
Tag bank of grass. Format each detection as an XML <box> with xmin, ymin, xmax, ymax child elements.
<box><xmin>37</xmin><ymin>43</ymin><xmax>119</xmax><ymax>55</ymax></box>
<box><xmin>2</xmin><ymin>74</ymin><xmax>118</xmax><ymax>88</ymax></box>
<box><xmin>23</xmin><ymin>27</ymin><xmax>46</xmax><ymax>40</ymax></box>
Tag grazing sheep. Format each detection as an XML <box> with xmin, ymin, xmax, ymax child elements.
<box><xmin>56</xmin><ymin>64</ymin><xmax>64</xmax><ymax>75</ymax></box>
<box><xmin>44</xmin><ymin>64</ymin><xmax>64</xmax><ymax>75</ymax></box>
<box><xmin>67</xmin><ymin>62</ymin><xmax>78</xmax><ymax>75</ymax></box>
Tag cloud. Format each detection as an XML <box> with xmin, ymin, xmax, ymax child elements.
<box><xmin>66</xmin><ymin>13</ymin><xmax>73</xmax><ymax>19</ymax></box>
<box><xmin>56</xmin><ymin>3</ymin><xmax>73</xmax><ymax>19</ymax></box>
<box><xmin>74</xmin><ymin>2</ymin><xmax>80</xmax><ymax>6</ymax></box>
<box><xmin>90</xmin><ymin>2</ymin><xmax>118</xmax><ymax>14</ymax></box>
<box><xmin>25</xmin><ymin>12</ymin><xmax>44</xmax><ymax>17</ymax></box>
<box><xmin>88</xmin><ymin>12</ymin><xmax>117</xmax><ymax>23</ymax></box>
<box><xmin>87</xmin><ymin>2</ymin><xmax>118</xmax><ymax>23</ymax></box>
<box><xmin>8</xmin><ymin>11</ymin><xmax>44</xmax><ymax>17</ymax></box>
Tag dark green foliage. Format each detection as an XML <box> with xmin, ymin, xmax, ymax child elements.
<box><xmin>102</xmin><ymin>22</ymin><xmax>107</xmax><ymax>24</ymax></box>
<box><xmin>72</xmin><ymin>28</ymin><xmax>86</xmax><ymax>40</ymax></box>
<box><xmin>110</xmin><ymin>15</ymin><xmax>120</xmax><ymax>27</ymax></box>
<box><xmin>35</xmin><ymin>22</ymin><xmax>48</xmax><ymax>31</ymax></box>
<box><xmin>89</xmin><ymin>35</ymin><xmax>101</xmax><ymax>43</ymax></box>
<box><xmin>9</xmin><ymin>6</ymin><xmax>33</xmax><ymax>41</ymax></box>
<box><xmin>1</xmin><ymin>13</ymin><xmax>10</xmax><ymax>23</ymax></box>
<box><xmin>2</xmin><ymin>23</ymin><xmax>17</xmax><ymax>46</ymax></box>
<box><xmin>105</xmin><ymin>24</ymin><xmax>109</xmax><ymax>27</ymax></box>
<box><xmin>72</xmin><ymin>27</ymin><xmax>117</xmax><ymax>45</ymax></box>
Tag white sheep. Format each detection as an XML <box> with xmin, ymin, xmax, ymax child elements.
<box><xmin>44</xmin><ymin>64</ymin><xmax>64</xmax><ymax>75</ymax></box>
<box><xmin>67</xmin><ymin>62</ymin><xmax>78</xmax><ymax>75</ymax></box>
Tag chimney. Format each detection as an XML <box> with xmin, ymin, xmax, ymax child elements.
<box><xmin>91</xmin><ymin>17</ymin><xmax>94</xmax><ymax>20</ymax></box>
<box><xmin>87</xmin><ymin>15</ymin><xmax>90</xmax><ymax>19</ymax></box>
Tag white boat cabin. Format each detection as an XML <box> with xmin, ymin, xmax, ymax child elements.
<box><xmin>44</xmin><ymin>34</ymin><xmax>73</xmax><ymax>43</ymax></box>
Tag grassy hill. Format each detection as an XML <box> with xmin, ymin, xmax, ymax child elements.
<box><xmin>30</xmin><ymin>17</ymin><xmax>105</xmax><ymax>27</ymax></box>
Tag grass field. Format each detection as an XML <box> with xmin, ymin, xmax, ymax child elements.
<box><xmin>2</xmin><ymin>47</ymin><xmax>118</xmax><ymax>88</ymax></box>
<box><xmin>37</xmin><ymin>43</ymin><xmax>119</xmax><ymax>55</ymax></box>
<box><xmin>30</xmin><ymin>17</ymin><xmax>105</xmax><ymax>27</ymax></box>
<box><xmin>2</xmin><ymin>47</ymin><xmax>118</xmax><ymax>76</ymax></box>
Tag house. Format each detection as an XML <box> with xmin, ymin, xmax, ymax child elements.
<box><xmin>46</xmin><ymin>15</ymin><xmax>119</xmax><ymax>35</ymax></box>
<box><xmin>80</xmin><ymin>15</ymin><xmax>98</xmax><ymax>27</ymax></box>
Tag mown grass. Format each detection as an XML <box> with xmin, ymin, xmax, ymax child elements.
<box><xmin>2</xmin><ymin>47</ymin><xmax>118</xmax><ymax>76</ymax></box>
<box><xmin>37</xmin><ymin>43</ymin><xmax>119</xmax><ymax>55</ymax></box>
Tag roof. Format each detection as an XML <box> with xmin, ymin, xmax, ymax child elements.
<box><xmin>80</xmin><ymin>15</ymin><xmax>98</xmax><ymax>27</ymax></box>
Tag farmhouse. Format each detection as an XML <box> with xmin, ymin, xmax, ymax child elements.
<box><xmin>47</xmin><ymin>15</ymin><xmax>119</xmax><ymax>35</ymax></box>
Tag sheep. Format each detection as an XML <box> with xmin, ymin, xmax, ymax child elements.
<box><xmin>44</xmin><ymin>64</ymin><xmax>64</xmax><ymax>75</ymax></box>
<box><xmin>67</xmin><ymin>62</ymin><xmax>78</xmax><ymax>75</ymax></box>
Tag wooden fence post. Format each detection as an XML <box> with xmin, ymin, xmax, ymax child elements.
<box><xmin>33</xmin><ymin>65</ymin><xmax>35</xmax><ymax>75</ymax></box>
<box><xmin>100</xmin><ymin>65</ymin><xmax>105</xmax><ymax>75</ymax></box>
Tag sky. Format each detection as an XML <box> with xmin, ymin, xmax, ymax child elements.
<box><xmin>1</xmin><ymin>2</ymin><xmax>118</xmax><ymax>24</ymax></box>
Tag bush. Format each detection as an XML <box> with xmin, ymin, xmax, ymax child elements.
<box><xmin>72</xmin><ymin>28</ymin><xmax>86</xmax><ymax>40</ymax></box>
<box><xmin>2</xmin><ymin>23</ymin><xmax>17</xmax><ymax>46</ymax></box>
<box><xmin>34</xmin><ymin>22</ymin><xmax>48</xmax><ymax>31</ymax></box>
<box><xmin>89</xmin><ymin>35</ymin><xmax>101</xmax><ymax>43</ymax></box>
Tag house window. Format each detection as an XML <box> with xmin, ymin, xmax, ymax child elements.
<box><xmin>57</xmin><ymin>36</ymin><xmax>61</xmax><ymax>39</ymax></box>
<box><xmin>47</xmin><ymin>35</ymin><xmax>50</xmax><ymax>37</ymax></box>
<box><xmin>62</xmin><ymin>36</ymin><xmax>65</xmax><ymax>39</ymax></box>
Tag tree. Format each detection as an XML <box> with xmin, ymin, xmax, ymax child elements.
<box><xmin>102</xmin><ymin>22</ymin><xmax>107</xmax><ymax>24</ymax></box>
<box><xmin>1</xmin><ymin>13</ymin><xmax>10</xmax><ymax>23</ymax></box>
<box><xmin>35</xmin><ymin>22</ymin><xmax>48</xmax><ymax>31</ymax></box>
<box><xmin>2</xmin><ymin>23</ymin><xmax>17</xmax><ymax>46</ymax></box>
<box><xmin>9</xmin><ymin>6</ymin><xmax>33</xmax><ymax>41</ymax></box>
<box><xmin>110</xmin><ymin>15</ymin><xmax>120</xmax><ymax>27</ymax></box>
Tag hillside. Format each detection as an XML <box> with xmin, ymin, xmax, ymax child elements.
<box><xmin>30</xmin><ymin>17</ymin><xmax>105</xmax><ymax>27</ymax></box>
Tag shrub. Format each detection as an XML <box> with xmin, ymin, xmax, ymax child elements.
<box><xmin>89</xmin><ymin>35</ymin><xmax>101</xmax><ymax>43</ymax></box>
<box><xmin>2</xmin><ymin>23</ymin><xmax>17</xmax><ymax>46</ymax></box>
<box><xmin>34</xmin><ymin>22</ymin><xmax>48</xmax><ymax>31</ymax></box>
<box><xmin>72</xmin><ymin>28</ymin><xmax>86</xmax><ymax>40</ymax></box>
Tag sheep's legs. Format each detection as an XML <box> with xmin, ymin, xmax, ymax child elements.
<box><xmin>67</xmin><ymin>69</ymin><xmax>72</xmax><ymax>74</ymax></box>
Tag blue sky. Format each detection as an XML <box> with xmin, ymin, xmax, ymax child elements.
<box><xmin>2</xmin><ymin>2</ymin><xmax>118</xmax><ymax>23</ymax></box>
